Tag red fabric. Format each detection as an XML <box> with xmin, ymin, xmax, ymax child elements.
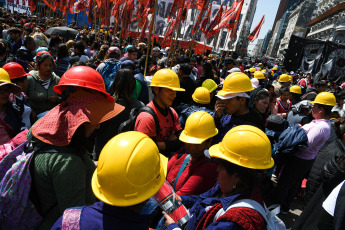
<box><xmin>196</xmin><ymin>202</ymin><xmax>223</xmax><ymax>230</ymax></box>
<box><xmin>167</xmin><ymin>153</ymin><xmax>218</xmax><ymax>196</ymax></box>
<box><xmin>205</xmin><ymin>4</ymin><xmax>223</xmax><ymax>38</ymax></box>
<box><xmin>135</xmin><ymin>101</ymin><xmax>181</xmax><ymax>142</ymax></box>
<box><xmin>247</xmin><ymin>15</ymin><xmax>265</xmax><ymax>42</ymax></box>
<box><xmin>191</xmin><ymin>0</ymin><xmax>211</xmax><ymax>35</ymax></box>
<box><xmin>217</xmin><ymin>207</ymin><xmax>265</xmax><ymax>230</ymax></box>
<box><xmin>276</xmin><ymin>99</ymin><xmax>292</xmax><ymax>114</ymax></box>
<box><xmin>200</xmin><ymin>4</ymin><xmax>212</xmax><ymax>34</ymax></box>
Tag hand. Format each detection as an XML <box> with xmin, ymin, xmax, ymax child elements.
<box><xmin>215</xmin><ymin>100</ymin><xmax>225</xmax><ymax>118</ymax></box>
<box><xmin>168</xmin><ymin>134</ymin><xmax>178</xmax><ymax>141</ymax></box>
<box><xmin>27</xmin><ymin>62</ymin><xmax>35</xmax><ymax>71</ymax></box>
<box><xmin>94</xmin><ymin>161</ymin><xmax>98</xmax><ymax>167</ymax></box>
<box><xmin>48</xmin><ymin>96</ymin><xmax>60</xmax><ymax>103</ymax></box>
<box><xmin>163</xmin><ymin>212</ymin><xmax>176</xmax><ymax>226</ymax></box>
<box><xmin>175</xmin><ymin>194</ymin><xmax>182</xmax><ymax>202</ymax></box>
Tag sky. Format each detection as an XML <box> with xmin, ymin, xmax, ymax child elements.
<box><xmin>247</xmin><ymin>0</ymin><xmax>281</xmax><ymax>52</ymax></box>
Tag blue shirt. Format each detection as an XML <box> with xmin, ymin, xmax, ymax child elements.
<box><xmin>167</xmin><ymin>183</ymin><xmax>248</xmax><ymax>230</ymax></box>
<box><xmin>51</xmin><ymin>201</ymin><xmax>150</xmax><ymax>230</ymax></box>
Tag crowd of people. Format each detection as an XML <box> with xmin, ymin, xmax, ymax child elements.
<box><xmin>1</xmin><ymin>10</ymin><xmax>345</xmax><ymax>230</ymax></box>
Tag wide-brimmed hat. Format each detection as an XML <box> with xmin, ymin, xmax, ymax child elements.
<box><xmin>31</xmin><ymin>90</ymin><xmax>124</xmax><ymax>146</ymax></box>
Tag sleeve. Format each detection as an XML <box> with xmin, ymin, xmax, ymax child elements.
<box><xmin>167</xmin><ymin>223</ymin><xmax>181</xmax><ymax>230</ymax></box>
<box><xmin>176</xmin><ymin>163</ymin><xmax>218</xmax><ymax>196</ymax></box>
<box><xmin>52</xmin><ymin>156</ymin><xmax>88</xmax><ymax>215</ymax></box>
<box><xmin>306</xmin><ymin>126</ymin><xmax>327</xmax><ymax>148</ymax></box>
<box><xmin>168</xmin><ymin>154</ymin><xmax>178</xmax><ymax>174</ymax></box>
<box><xmin>134</xmin><ymin>113</ymin><xmax>157</xmax><ymax>138</ymax></box>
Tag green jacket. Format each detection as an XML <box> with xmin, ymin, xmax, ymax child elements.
<box><xmin>31</xmin><ymin>140</ymin><xmax>97</xmax><ymax>230</ymax></box>
<box><xmin>26</xmin><ymin>71</ymin><xmax>60</xmax><ymax>115</ymax></box>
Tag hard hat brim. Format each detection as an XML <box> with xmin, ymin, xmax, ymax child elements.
<box><xmin>0</xmin><ymin>82</ymin><xmax>22</xmax><ymax>94</ymax></box>
<box><xmin>310</xmin><ymin>101</ymin><xmax>337</xmax><ymax>107</ymax></box>
<box><xmin>208</xmin><ymin>144</ymin><xmax>275</xmax><ymax>170</ymax></box>
<box><xmin>179</xmin><ymin>129</ymin><xmax>218</xmax><ymax>144</ymax></box>
<box><xmin>91</xmin><ymin>153</ymin><xmax>168</xmax><ymax>207</ymax></box>
<box><xmin>149</xmin><ymin>84</ymin><xmax>185</xmax><ymax>92</ymax></box>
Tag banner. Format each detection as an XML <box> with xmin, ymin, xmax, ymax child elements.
<box><xmin>126</xmin><ymin>0</ymin><xmax>240</xmax><ymax>51</ymax></box>
<box><xmin>284</xmin><ymin>35</ymin><xmax>345</xmax><ymax>83</ymax></box>
<box><xmin>5</xmin><ymin>0</ymin><xmax>32</xmax><ymax>14</ymax></box>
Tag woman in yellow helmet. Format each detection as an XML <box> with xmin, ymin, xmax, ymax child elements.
<box><xmin>164</xmin><ymin>125</ymin><xmax>277</xmax><ymax>230</ymax></box>
<box><xmin>167</xmin><ymin>111</ymin><xmax>218</xmax><ymax>196</ymax></box>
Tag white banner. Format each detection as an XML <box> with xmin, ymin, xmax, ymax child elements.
<box><xmin>5</xmin><ymin>0</ymin><xmax>31</xmax><ymax>15</ymax></box>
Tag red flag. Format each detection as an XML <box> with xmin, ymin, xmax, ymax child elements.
<box><xmin>247</xmin><ymin>15</ymin><xmax>265</xmax><ymax>42</ymax></box>
<box><xmin>139</xmin><ymin>18</ymin><xmax>148</xmax><ymax>42</ymax></box>
<box><xmin>199</xmin><ymin>4</ymin><xmax>212</xmax><ymax>34</ymax></box>
<box><xmin>205</xmin><ymin>4</ymin><xmax>223</xmax><ymax>38</ymax></box>
<box><xmin>168</xmin><ymin>0</ymin><xmax>184</xmax><ymax>21</ymax></box>
<box><xmin>29</xmin><ymin>0</ymin><xmax>37</xmax><ymax>12</ymax></box>
<box><xmin>196</xmin><ymin>0</ymin><xmax>204</xmax><ymax>10</ymax></box>
<box><xmin>186</xmin><ymin>0</ymin><xmax>197</xmax><ymax>10</ymax></box>
<box><xmin>86</xmin><ymin>0</ymin><xmax>94</xmax><ymax>23</ymax></box>
<box><xmin>191</xmin><ymin>0</ymin><xmax>210</xmax><ymax>35</ymax></box>
<box><xmin>213</xmin><ymin>0</ymin><xmax>243</xmax><ymax>31</ymax></box>
<box><xmin>43</xmin><ymin>0</ymin><xmax>57</xmax><ymax>11</ymax></box>
<box><xmin>133</xmin><ymin>0</ymin><xmax>149</xmax><ymax>21</ymax></box>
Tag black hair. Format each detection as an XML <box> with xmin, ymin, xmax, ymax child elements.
<box><xmin>176</xmin><ymin>55</ymin><xmax>190</xmax><ymax>64</ymax></box>
<box><xmin>23</xmin><ymin>36</ymin><xmax>34</xmax><ymax>47</ymax></box>
<box><xmin>24</xmin><ymin>27</ymin><xmax>32</xmax><ymax>34</ymax></box>
<box><xmin>179</xmin><ymin>63</ymin><xmax>192</xmax><ymax>76</ymax></box>
<box><xmin>74</xmin><ymin>41</ymin><xmax>85</xmax><ymax>55</ymax></box>
<box><xmin>202</xmin><ymin>61</ymin><xmax>213</xmax><ymax>76</ymax></box>
<box><xmin>290</xmin><ymin>92</ymin><xmax>301</xmax><ymax>102</ymax></box>
<box><xmin>8</xmin><ymin>27</ymin><xmax>21</xmax><ymax>34</ymax></box>
<box><xmin>112</xmin><ymin>69</ymin><xmax>136</xmax><ymax>106</ymax></box>
<box><xmin>264</xmin><ymin>84</ymin><xmax>274</xmax><ymax>92</ymax></box>
<box><xmin>127</xmin><ymin>46</ymin><xmax>138</xmax><ymax>54</ymax></box>
<box><xmin>255</xmin><ymin>89</ymin><xmax>270</xmax><ymax>101</ymax></box>
<box><xmin>57</xmin><ymin>43</ymin><xmax>70</xmax><ymax>60</ymax></box>
<box><xmin>217</xmin><ymin>159</ymin><xmax>261</xmax><ymax>191</ymax></box>
<box><xmin>0</xmin><ymin>41</ymin><xmax>6</xmax><ymax>55</ymax></box>
<box><xmin>335</xmin><ymin>118</ymin><xmax>345</xmax><ymax>140</ymax></box>
<box><xmin>318</xmin><ymin>104</ymin><xmax>333</xmax><ymax>117</ymax></box>
<box><xmin>315</xmin><ymin>80</ymin><xmax>327</xmax><ymax>87</ymax></box>
<box><xmin>36</xmin><ymin>53</ymin><xmax>54</xmax><ymax>68</ymax></box>
<box><xmin>71</xmin><ymin>61</ymin><xmax>87</xmax><ymax>67</ymax></box>
<box><xmin>279</xmin><ymin>87</ymin><xmax>290</xmax><ymax>96</ymax></box>
<box><xmin>49</xmin><ymin>37</ymin><xmax>62</xmax><ymax>48</ymax></box>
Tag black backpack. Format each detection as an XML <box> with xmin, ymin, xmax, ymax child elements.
<box><xmin>118</xmin><ymin>106</ymin><xmax>175</xmax><ymax>136</ymax></box>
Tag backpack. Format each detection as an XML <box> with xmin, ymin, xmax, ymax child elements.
<box><xmin>215</xmin><ymin>199</ymin><xmax>286</xmax><ymax>230</ymax></box>
<box><xmin>100</xmin><ymin>61</ymin><xmax>120</xmax><ymax>95</ymax></box>
<box><xmin>118</xmin><ymin>106</ymin><xmax>175</xmax><ymax>137</ymax></box>
<box><xmin>0</xmin><ymin>141</ymin><xmax>42</xmax><ymax>229</ymax></box>
<box><xmin>0</xmin><ymin>141</ymin><xmax>76</xmax><ymax>229</ymax></box>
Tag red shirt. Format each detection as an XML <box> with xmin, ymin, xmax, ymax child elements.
<box><xmin>135</xmin><ymin>101</ymin><xmax>181</xmax><ymax>142</ymax></box>
<box><xmin>276</xmin><ymin>99</ymin><xmax>292</xmax><ymax>114</ymax></box>
<box><xmin>167</xmin><ymin>153</ymin><xmax>218</xmax><ymax>196</ymax></box>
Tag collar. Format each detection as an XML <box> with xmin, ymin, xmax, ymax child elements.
<box><xmin>91</xmin><ymin>202</ymin><xmax>149</xmax><ymax>220</ymax></box>
<box><xmin>152</xmin><ymin>99</ymin><xmax>168</xmax><ymax>116</ymax></box>
<box><xmin>312</xmin><ymin>119</ymin><xmax>330</xmax><ymax>123</ymax></box>
<box><xmin>196</xmin><ymin>183</ymin><xmax>251</xmax><ymax>210</ymax></box>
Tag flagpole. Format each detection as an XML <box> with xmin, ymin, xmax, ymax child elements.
<box><xmin>170</xmin><ymin>11</ymin><xmax>183</xmax><ymax>69</ymax></box>
<box><xmin>144</xmin><ymin>0</ymin><xmax>158</xmax><ymax>77</ymax></box>
<box><xmin>218</xmin><ymin>31</ymin><xmax>230</xmax><ymax>67</ymax></box>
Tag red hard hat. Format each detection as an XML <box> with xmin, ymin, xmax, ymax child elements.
<box><xmin>2</xmin><ymin>62</ymin><xmax>30</xmax><ymax>79</ymax></box>
<box><xmin>53</xmin><ymin>66</ymin><xmax>114</xmax><ymax>101</ymax></box>
<box><xmin>36</xmin><ymin>50</ymin><xmax>51</xmax><ymax>56</ymax></box>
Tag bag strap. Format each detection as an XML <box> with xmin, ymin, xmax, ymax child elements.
<box><xmin>62</xmin><ymin>207</ymin><xmax>84</xmax><ymax>230</ymax></box>
<box><xmin>173</xmin><ymin>154</ymin><xmax>191</xmax><ymax>190</ymax></box>
<box><xmin>139</xmin><ymin>106</ymin><xmax>161</xmax><ymax>137</ymax></box>
<box><xmin>167</xmin><ymin>107</ymin><xmax>175</xmax><ymax>125</ymax></box>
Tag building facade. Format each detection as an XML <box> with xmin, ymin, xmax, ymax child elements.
<box><xmin>307</xmin><ymin>1</ymin><xmax>345</xmax><ymax>43</ymax></box>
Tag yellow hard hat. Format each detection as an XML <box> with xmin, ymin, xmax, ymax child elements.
<box><xmin>258</xmin><ymin>63</ymin><xmax>263</xmax><ymax>66</ymax></box>
<box><xmin>192</xmin><ymin>87</ymin><xmax>210</xmax><ymax>104</ymax></box>
<box><xmin>272</xmin><ymin>67</ymin><xmax>278</xmax><ymax>71</ymax></box>
<box><xmin>179</xmin><ymin>111</ymin><xmax>218</xmax><ymax>144</ymax></box>
<box><xmin>99</xmin><ymin>29</ymin><xmax>104</xmax><ymax>33</ymax></box>
<box><xmin>262</xmin><ymin>69</ymin><xmax>267</xmax><ymax>73</ymax></box>
<box><xmin>217</xmin><ymin>72</ymin><xmax>254</xmax><ymax>97</ymax></box>
<box><xmin>202</xmin><ymin>79</ymin><xmax>217</xmax><ymax>93</ymax></box>
<box><xmin>290</xmin><ymin>85</ymin><xmax>302</xmax><ymax>94</ymax></box>
<box><xmin>149</xmin><ymin>69</ymin><xmax>185</xmax><ymax>91</ymax></box>
<box><xmin>311</xmin><ymin>92</ymin><xmax>337</xmax><ymax>107</ymax></box>
<box><xmin>209</xmin><ymin>125</ymin><xmax>274</xmax><ymax>169</ymax></box>
<box><xmin>289</xmin><ymin>75</ymin><xmax>293</xmax><ymax>83</ymax></box>
<box><xmin>278</xmin><ymin>74</ymin><xmax>290</xmax><ymax>83</ymax></box>
<box><xmin>249</xmin><ymin>67</ymin><xmax>256</xmax><ymax>73</ymax></box>
<box><xmin>91</xmin><ymin>131</ymin><xmax>168</xmax><ymax>207</ymax></box>
<box><xmin>254</xmin><ymin>71</ymin><xmax>265</xmax><ymax>80</ymax></box>
<box><xmin>0</xmin><ymin>68</ymin><xmax>21</xmax><ymax>93</ymax></box>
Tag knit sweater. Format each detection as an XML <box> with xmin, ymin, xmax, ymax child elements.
<box><xmin>31</xmin><ymin>143</ymin><xmax>97</xmax><ymax>230</ymax></box>
<box><xmin>26</xmin><ymin>70</ymin><xmax>60</xmax><ymax>115</ymax></box>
